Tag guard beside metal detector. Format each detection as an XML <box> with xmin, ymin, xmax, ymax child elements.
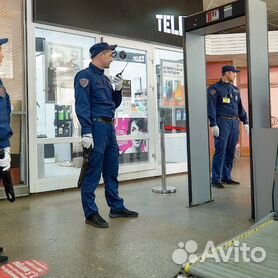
<box><xmin>0</xmin><ymin>37</ymin><xmax>15</xmax><ymax>265</ymax></box>
<box><xmin>208</xmin><ymin>65</ymin><xmax>249</xmax><ymax>189</ymax></box>
<box><xmin>74</xmin><ymin>42</ymin><xmax>138</xmax><ymax>228</ymax></box>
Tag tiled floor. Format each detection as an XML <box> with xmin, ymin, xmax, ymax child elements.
<box><xmin>0</xmin><ymin>158</ymin><xmax>253</xmax><ymax>278</ymax></box>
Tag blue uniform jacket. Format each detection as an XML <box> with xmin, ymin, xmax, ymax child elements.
<box><xmin>207</xmin><ymin>80</ymin><xmax>248</xmax><ymax>127</ymax></box>
<box><xmin>0</xmin><ymin>78</ymin><xmax>13</xmax><ymax>148</ymax></box>
<box><xmin>74</xmin><ymin>63</ymin><xmax>122</xmax><ymax>135</ymax></box>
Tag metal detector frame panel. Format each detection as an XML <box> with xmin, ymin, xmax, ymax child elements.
<box><xmin>183</xmin><ymin>0</ymin><xmax>270</xmax><ymax>216</ymax></box>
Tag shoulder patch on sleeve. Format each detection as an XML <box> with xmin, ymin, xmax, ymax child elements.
<box><xmin>0</xmin><ymin>85</ymin><xmax>6</xmax><ymax>97</ymax></box>
<box><xmin>209</xmin><ymin>88</ymin><xmax>217</xmax><ymax>96</ymax></box>
<box><xmin>79</xmin><ymin>79</ymin><xmax>89</xmax><ymax>88</ymax></box>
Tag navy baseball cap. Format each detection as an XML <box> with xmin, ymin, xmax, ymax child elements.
<box><xmin>0</xmin><ymin>38</ymin><xmax>8</xmax><ymax>46</ymax></box>
<box><xmin>89</xmin><ymin>42</ymin><xmax>117</xmax><ymax>59</ymax></box>
<box><xmin>222</xmin><ymin>65</ymin><xmax>240</xmax><ymax>74</ymax></box>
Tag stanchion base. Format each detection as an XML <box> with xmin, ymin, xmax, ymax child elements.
<box><xmin>152</xmin><ymin>186</ymin><xmax>176</xmax><ymax>194</ymax></box>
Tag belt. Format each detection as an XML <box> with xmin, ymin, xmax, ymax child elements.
<box><xmin>92</xmin><ymin>117</ymin><xmax>114</xmax><ymax>124</ymax></box>
<box><xmin>219</xmin><ymin>116</ymin><xmax>239</xmax><ymax>120</ymax></box>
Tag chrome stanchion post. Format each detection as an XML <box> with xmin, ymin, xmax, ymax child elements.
<box><xmin>152</xmin><ymin>122</ymin><xmax>176</xmax><ymax>194</ymax></box>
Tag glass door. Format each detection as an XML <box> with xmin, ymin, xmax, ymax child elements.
<box><xmin>154</xmin><ymin>46</ymin><xmax>187</xmax><ymax>173</ymax></box>
<box><xmin>102</xmin><ymin>36</ymin><xmax>155</xmax><ymax>173</ymax></box>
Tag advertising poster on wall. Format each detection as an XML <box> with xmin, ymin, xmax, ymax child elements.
<box><xmin>115</xmin><ymin>117</ymin><xmax>148</xmax><ymax>163</ymax></box>
<box><xmin>118</xmin><ymin>80</ymin><xmax>132</xmax><ymax>114</ymax></box>
<box><xmin>160</xmin><ymin>60</ymin><xmax>185</xmax><ymax>108</ymax></box>
<box><xmin>46</xmin><ymin>42</ymin><xmax>82</xmax><ymax>103</ymax></box>
<box><xmin>132</xmin><ymin>89</ymin><xmax>147</xmax><ymax>115</ymax></box>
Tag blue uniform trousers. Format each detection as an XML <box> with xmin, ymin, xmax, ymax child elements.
<box><xmin>212</xmin><ymin>118</ymin><xmax>240</xmax><ymax>184</ymax></box>
<box><xmin>81</xmin><ymin>121</ymin><xmax>124</xmax><ymax>219</ymax></box>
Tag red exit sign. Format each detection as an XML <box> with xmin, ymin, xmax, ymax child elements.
<box><xmin>206</xmin><ymin>9</ymin><xmax>219</xmax><ymax>23</ymax></box>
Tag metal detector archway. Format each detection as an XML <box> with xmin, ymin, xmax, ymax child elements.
<box><xmin>183</xmin><ymin>0</ymin><xmax>270</xmax><ymax>220</ymax></box>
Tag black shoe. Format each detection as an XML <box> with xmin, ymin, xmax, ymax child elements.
<box><xmin>222</xmin><ymin>179</ymin><xmax>240</xmax><ymax>185</ymax></box>
<box><xmin>85</xmin><ymin>213</ymin><xmax>109</xmax><ymax>228</ymax></box>
<box><xmin>0</xmin><ymin>255</ymin><xmax>8</xmax><ymax>264</ymax></box>
<box><xmin>109</xmin><ymin>208</ymin><xmax>139</xmax><ymax>218</ymax></box>
<box><xmin>0</xmin><ymin>247</ymin><xmax>3</xmax><ymax>253</ymax></box>
<box><xmin>212</xmin><ymin>183</ymin><xmax>225</xmax><ymax>189</ymax></box>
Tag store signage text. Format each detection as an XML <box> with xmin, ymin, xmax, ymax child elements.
<box><xmin>156</xmin><ymin>14</ymin><xmax>184</xmax><ymax>36</ymax></box>
<box><xmin>162</xmin><ymin>61</ymin><xmax>183</xmax><ymax>77</ymax></box>
<box><xmin>113</xmin><ymin>52</ymin><xmax>146</xmax><ymax>64</ymax></box>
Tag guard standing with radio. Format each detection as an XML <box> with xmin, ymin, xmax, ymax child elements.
<box><xmin>74</xmin><ymin>42</ymin><xmax>138</xmax><ymax>228</ymax></box>
<box><xmin>207</xmin><ymin>65</ymin><xmax>249</xmax><ymax>189</ymax></box>
<box><xmin>0</xmin><ymin>37</ymin><xmax>14</xmax><ymax>265</ymax></box>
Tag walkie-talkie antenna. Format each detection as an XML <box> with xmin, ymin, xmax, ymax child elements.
<box><xmin>117</xmin><ymin>62</ymin><xmax>128</xmax><ymax>76</ymax></box>
<box><xmin>116</xmin><ymin>50</ymin><xmax>128</xmax><ymax>77</ymax></box>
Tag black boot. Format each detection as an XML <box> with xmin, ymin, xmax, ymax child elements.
<box><xmin>222</xmin><ymin>179</ymin><xmax>240</xmax><ymax>184</ymax></box>
<box><xmin>109</xmin><ymin>208</ymin><xmax>139</xmax><ymax>218</ymax></box>
<box><xmin>85</xmin><ymin>213</ymin><xmax>109</xmax><ymax>228</ymax></box>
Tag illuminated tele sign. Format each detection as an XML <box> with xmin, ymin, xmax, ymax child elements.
<box><xmin>33</xmin><ymin>0</ymin><xmax>203</xmax><ymax>47</ymax></box>
<box><xmin>206</xmin><ymin>9</ymin><xmax>219</xmax><ymax>23</ymax></box>
<box><xmin>156</xmin><ymin>15</ymin><xmax>184</xmax><ymax>36</ymax></box>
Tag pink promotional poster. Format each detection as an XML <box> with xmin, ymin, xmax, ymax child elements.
<box><xmin>115</xmin><ymin>118</ymin><xmax>148</xmax><ymax>163</ymax></box>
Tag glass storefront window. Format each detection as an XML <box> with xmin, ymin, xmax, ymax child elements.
<box><xmin>155</xmin><ymin>49</ymin><xmax>186</xmax><ymax>133</ymax></box>
<box><xmin>35</xmin><ymin>28</ymin><xmax>95</xmax><ymax>139</ymax></box>
<box><xmin>108</xmin><ymin>46</ymin><xmax>150</xmax><ymax>165</ymax></box>
<box><xmin>37</xmin><ymin>142</ymin><xmax>82</xmax><ymax>178</ymax></box>
<box><xmin>35</xmin><ymin>28</ymin><xmax>95</xmax><ymax>178</ymax></box>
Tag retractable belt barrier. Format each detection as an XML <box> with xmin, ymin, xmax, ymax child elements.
<box><xmin>164</xmin><ymin>126</ymin><xmax>187</xmax><ymax>132</ymax></box>
<box><xmin>152</xmin><ymin>122</ymin><xmax>177</xmax><ymax>194</ymax></box>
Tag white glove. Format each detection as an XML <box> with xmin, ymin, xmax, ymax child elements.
<box><xmin>112</xmin><ymin>74</ymin><xmax>123</xmax><ymax>91</ymax></box>
<box><xmin>244</xmin><ymin>124</ymin><xmax>249</xmax><ymax>136</ymax></box>
<box><xmin>0</xmin><ymin>147</ymin><xmax>11</xmax><ymax>171</ymax></box>
<box><xmin>211</xmin><ymin>126</ymin><xmax>219</xmax><ymax>137</ymax></box>
<box><xmin>82</xmin><ymin>134</ymin><xmax>93</xmax><ymax>149</ymax></box>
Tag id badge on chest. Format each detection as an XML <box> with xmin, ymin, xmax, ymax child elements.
<box><xmin>223</xmin><ymin>97</ymin><xmax>230</xmax><ymax>104</ymax></box>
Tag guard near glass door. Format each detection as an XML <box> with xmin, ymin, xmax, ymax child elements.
<box><xmin>74</xmin><ymin>42</ymin><xmax>138</xmax><ymax>228</ymax></box>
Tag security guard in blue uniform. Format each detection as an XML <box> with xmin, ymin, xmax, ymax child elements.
<box><xmin>0</xmin><ymin>37</ymin><xmax>11</xmax><ymax>264</ymax></box>
<box><xmin>74</xmin><ymin>42</ymin><xmax>138</xmax><ymax>228</ymax></box>
<box><xmin>208</xmin><ymin>65</ymin><xmax>249</xmax><ymax>189</ymax></box>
